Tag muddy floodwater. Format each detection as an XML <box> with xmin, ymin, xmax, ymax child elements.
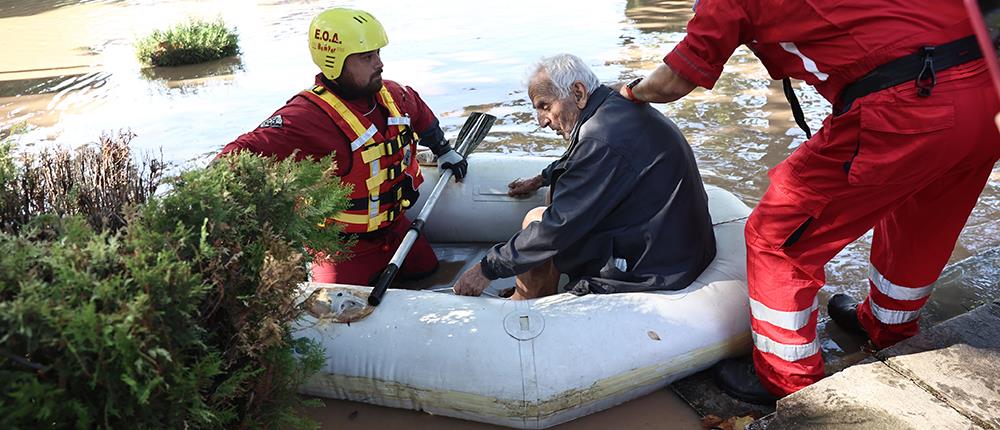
<box><xmin>2</xmin><ymin>0</ymin><xmax>998</xmax><ymax>428</ymax></box>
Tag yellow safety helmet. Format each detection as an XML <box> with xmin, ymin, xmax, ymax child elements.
<box><xmin>308</xmin><ymin>8</ymin><xmax>389</xmax><ymax>80</ymax></box>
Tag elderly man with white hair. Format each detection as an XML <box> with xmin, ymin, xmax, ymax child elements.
<box><xmin>453</xmin><ymin>54</ymin><xmax>716</xmax><ymax>299</ymax></box>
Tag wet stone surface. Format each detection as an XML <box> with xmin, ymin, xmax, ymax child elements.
<box><xmin>767</xmin><ymin>358</ymin><xmax>978</xmax><ymax>430</ymax></box>
<box><xmin>878</xmin><ymin>301</ymin><xmax>1000</xmax><ymax>429</ymax></box>
<box><xmin>670</xmin><ymin>370</ymin><xmax>774</xmax><ymax>420</ymax></box>
<box><xmin>763</xmin><ymin>300</ymin><xmax>1000</xmax><ymax>430</ymax></box>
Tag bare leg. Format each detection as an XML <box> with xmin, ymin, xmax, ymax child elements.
<box><xmin>512</xmin><ymin>259</ymin><xmax>559</xmax><ymax>300</ymax></box>
<box><xmin>520</xmin><ymin>206</ymin><xmax>546</xmax><ymax>229</ymax></box>
<box><xmin>510</xmin><ymin>206</ymin><xmax>559</xmax><ymax>300</ymax></box>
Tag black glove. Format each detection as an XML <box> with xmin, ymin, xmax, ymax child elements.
<box><xmin>436</xmin><ymin>149</ymin><xmax>468</xmax><ymax>182</ymax></box>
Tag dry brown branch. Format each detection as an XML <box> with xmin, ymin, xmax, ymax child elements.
<box><xmin>1</xmin><ymin>131</ymin><xmax>166</xmax><ymax>234</ymax></box>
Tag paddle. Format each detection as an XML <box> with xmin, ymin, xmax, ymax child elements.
<box><xmin>367</xmin><ymin>112</ymin><xmax>497</xmax><ymax>306</ymax></box>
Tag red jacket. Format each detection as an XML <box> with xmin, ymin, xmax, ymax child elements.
<box><xmin>220</xmin><ymin>75</ymin><xmax>444</xmax><ymax>233</ymax></box>
<box><xmin>666</xmin><ymin>0</ymin><xmax>974</xmax><ymax>103</ymax></box>
<box><xmin>219</xmin><ymin>74</ymin><xmax>440</xmax><ymax>176</ymax></box>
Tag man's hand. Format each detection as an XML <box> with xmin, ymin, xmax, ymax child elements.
<box><xmin>453</xmin><ymin>263</ymin><xmax>491</xmax><ymax>296</ymax></box>
<box><xmin>617</xmin><ymin>83</ymin><xmax>632</xmax><ymax>100</ymax></box>
<box><xmin>508</xmin><ymin>175</ymin><xmax>545</xmax><ymax>197</ymax></box>
<box><xmin>437</xmin><ymin>149</ymin><xmax>468</xmax><ymax>182</ymax></box>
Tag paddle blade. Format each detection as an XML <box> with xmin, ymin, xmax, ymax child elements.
<box><xmin>454</xmin><ymin>112</ymin><xmax>484</xmax><ymax>150</ymax></box>
<box><xmin>454</xmin><ymin>112</ymin><xmax>496</xmax><ymax>156</ymax></box>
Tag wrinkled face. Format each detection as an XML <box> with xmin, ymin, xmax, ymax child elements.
<box><xmin>528</xmin><ymin>73</ymin><xmax>581</xmax><ymax>142</ymax></box>
<box><xmin>336</xmin><ymin>49</ymin><xmax>384</xmax><ymax>98</ymax></box>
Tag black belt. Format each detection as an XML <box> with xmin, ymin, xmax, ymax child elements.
<box><xmin>835</xmin><ymin>36</ymin><xmax>982</xmax><ymax>115</ymax></box>
<box><xmin>346</xmin><ymin>175</ymin><xmax>418</xmax><ymax>211</ymax></box>
<box><xmin>348</xmin><ymin>181</ymin><xmax>403</xmax><ymax>211</ymax></box>
<box><xmin>783</xmin><ymin>36</ymin><xmax>984</xmax><ymax>138</ymax></box>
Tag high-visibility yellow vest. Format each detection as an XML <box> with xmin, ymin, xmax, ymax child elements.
<box><xmin>298</xmin><ymin>82</ymin><xmax>424</xmax><ymax>233</ymax></box>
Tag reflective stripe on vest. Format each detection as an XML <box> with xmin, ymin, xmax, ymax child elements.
<box><xmin>306</xmin><ymin>85</ymin><xmax>408</xmax><ymax>156</ymax></box>
<box><xmin>351</xmin><ymin>125</ymin><xmax>378</xmax><ymax>152</ymax></box>
<box><xmin>388</xmin><ymin>116</ymin><xmax>411</xmax><ymax>126</ymax></box>
<box><xmin>300</xmin><ymin>84</ymin><xmax>421</xmax><ymax>233</ymax></box>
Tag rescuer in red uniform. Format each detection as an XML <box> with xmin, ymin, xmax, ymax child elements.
<box><xmin>219</xmin><ymin>8</ymin><xmax>467</xmax><ymax>286</ymax></box>
<box><xmin>621</xmin><ymin>0</ymin><xmax>1000</xmax><ymax>403</ymax></box>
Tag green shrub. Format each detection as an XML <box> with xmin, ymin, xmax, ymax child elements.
<box><xmin>0</xmin><ymin>123</ymin><xmax>25</xmax><ymax>186</ymax></box>
<box><xmin>136</xmin><ymin>18</ymin><xmax>240</xmax><ymax>67</ymax></box>
<box><xmin>0</xmin><ymin>151</ymin><xmax>350</xmax><ymax>429</ymax></box>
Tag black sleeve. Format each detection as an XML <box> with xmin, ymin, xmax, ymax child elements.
<box><xmin>480</xmin><ymin>139</ymin><xmax>638</xmax><ymax>279</ymax></box>
<box><xmin>417</xmin><ymin>118</ymin><xmax>450</xmax><ymax>156</ymax></box>
<box><xmin>400</xmin><ymin>84</ymin><xmax>449</xmax><ymax>156</ymax></box>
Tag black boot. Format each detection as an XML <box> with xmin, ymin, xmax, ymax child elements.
<box><xmin>827</xmin><ymin>293</ymin><xmax>866</xmax><ymax>336</ymax></box>
<box><xmin>712</xmin><ymin>357</ymin><xmax>780</xmax><ymax>405</ymax></box>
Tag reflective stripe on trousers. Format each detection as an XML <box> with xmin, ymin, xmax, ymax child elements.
<box><xmin>744</xmin><ymin>62</ymin><xmax>999</xmax><ymax>396</ymax></box>
<box><xmin>750</xmin><ymin>297</ymin><xmax>821</xmax><ymax>363</ymax></box>
<box><xmin>750</xmin><ymin>296</ymin><xmax>817</xmax><ymax>331</ymax></box>
<box><xmin>866</xmin><ymin>263</ymin><xmax>933</xmax><ymax>325</ymax></box>
<box><xmin>869</xmin><ymin>263</ymin><xmax>934</xmax><ymax>301</ymax></box>
<box><xmin>752</xmin><ymin>333</ymin><xmax>819</xmax><ymax>362</ymax></box>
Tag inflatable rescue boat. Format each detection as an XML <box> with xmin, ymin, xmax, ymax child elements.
<box><xmin>294</xmin><ymin>153</ymin><xmax>752</xmax><ymax>428</ymax></box>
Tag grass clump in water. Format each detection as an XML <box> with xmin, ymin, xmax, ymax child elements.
<box><xmin>135</xmin><ymin>18</ymin><xmax>240</xmax><ymax>67</ymax></box>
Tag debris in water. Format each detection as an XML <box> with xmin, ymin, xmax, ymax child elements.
<box><xmin>701</xmin><ymin>413</ymin><xmax>760</xmax><ymax>430</ymax></box>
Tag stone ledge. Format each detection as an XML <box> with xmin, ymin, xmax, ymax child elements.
<box><xmin>764</xmin><ymin>358</ymin><xmax>978</xmax><ymax>430</ymax></box>
<box><xmin>763</xmin><ymin>301</ymin><xmax>1000</xmax><ymax>430</ymax></box>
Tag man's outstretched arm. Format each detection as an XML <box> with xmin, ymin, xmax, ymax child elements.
<box><xmin>621</xmin><ymin>64</ymin><xmax>697</xmax><ymax>103</ymax></box>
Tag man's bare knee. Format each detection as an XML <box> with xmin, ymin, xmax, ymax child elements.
<box><xmin>521</xmin><ymin>206</ymin><xmax>547</xmax><ymax>229</ymax></box>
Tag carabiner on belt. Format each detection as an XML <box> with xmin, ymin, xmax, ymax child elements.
<box><xmin>915</xmin><ymin>46</ymin><xmax>936</xmax><ymax>98</ymax></box>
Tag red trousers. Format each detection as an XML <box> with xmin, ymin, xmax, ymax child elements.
<box><xmin>311</xmin><ymin>214</ymin><xmax>439</xmax><ymax>285</ymax></box>
<box><xmin>746</xmin><ymin>60</ymin><xmax>1000</xmax><ymax>396</ymax></box>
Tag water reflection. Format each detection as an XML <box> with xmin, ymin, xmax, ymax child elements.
<box><xmin>140</xmin><ymin>57</ymin><xmax>245</xmax><ymax>92</ymax></box>
<box><xmin>0</xmin><ymin>0</ymin><xmax>119</xmax><ymax>19</ymax></box>
<box><xmin>625</xmin><ymin>0</ymin><xmax>695</xmax><ymax>33</ymax></box>
<box><xmin>0</xmin><ymin>72</ymin><xmax>113</xmax><ymax>131</ymax></box>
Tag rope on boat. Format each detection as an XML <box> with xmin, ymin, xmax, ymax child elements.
<box><xmin>713</xmin><ymin>216</ymin><xmax>749</xmax><ymax>227</ymax></box>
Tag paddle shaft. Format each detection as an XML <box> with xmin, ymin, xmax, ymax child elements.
<box><xmin>366</xmin><ymin>112</ymin><xmax>495</xmax><ymax>306</ymax></box>
<box><xmin>367</xmin><ymin>168</ymin><xmax>454</xmax><ymax>306</ymax></box>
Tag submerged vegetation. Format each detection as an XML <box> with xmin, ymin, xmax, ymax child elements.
<box><xmin>0</xmin><ymin>137</ymin><xmax>350</xmax><ymax>428</ymax></box>
<box><xmin>135</xmin><ymin>18</ymin><xmax>240</xmax><ymax>67</ymax></box>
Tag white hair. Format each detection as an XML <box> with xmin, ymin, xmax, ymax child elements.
<box><xmin>528</xmin><ymin>54</ymin><xmax>601</xmax><ymax>99</ymax></box>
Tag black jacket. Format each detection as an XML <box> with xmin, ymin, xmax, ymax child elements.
<box><xmin>480</xmin><ymin>86</ymin><xmax>716</xmax><ymax>294</ymax></box>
